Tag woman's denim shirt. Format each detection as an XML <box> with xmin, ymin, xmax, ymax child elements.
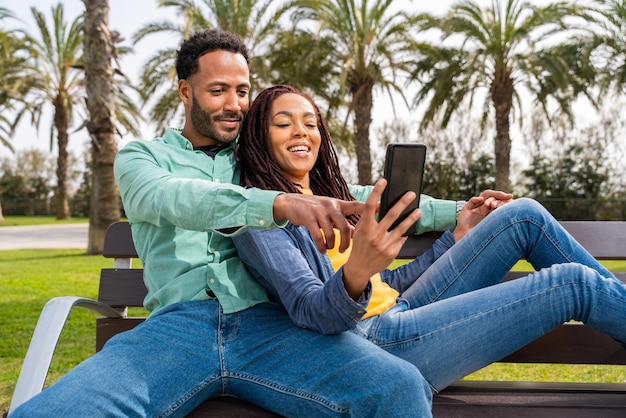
<box><xmin>233</xmin><ymin>223</ymin><xmax>456</xmax><ymax>335</ymax></box>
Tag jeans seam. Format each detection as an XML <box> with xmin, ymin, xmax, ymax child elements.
<box><xmin>224</xmin><ymin>371</ymin><xmax>351</xmax><ymax>415</ymax></box>
<box><xmin>156</xmin><ymin>375</ymin><xmax>221</xmax><ymax>418</ymax></box>
<box><xmin>382</xmin><ymin>283</ymin><xmax>557</xmax><ymax>353</ymax></box>
<box><xmin>410</xmin><ymin>274</ymin><xmax>607</xmax><ymax>344</ymax></box>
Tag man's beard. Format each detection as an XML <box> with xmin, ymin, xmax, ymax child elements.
<box><xmin>190</xmin><ymin>94</ymin><xmax>242</xmax><ymax>145</ymax></box>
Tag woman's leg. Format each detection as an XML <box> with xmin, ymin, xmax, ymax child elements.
<box><xmin>399</xmin><ymin>198</ymin><xmax>614</xmax><ymax>307</ymax></box>
<box><xmin>371</xmin><ymin>263</ymin><xmax>626</xmax><ymax>392</ymax></box>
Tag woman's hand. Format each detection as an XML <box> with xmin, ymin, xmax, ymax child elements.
<box><xmin>453</xmin><ymin>190</ymin><xmax>514</xmax><ymax>242</ymax></box>
<box><xmin>342</xmin><ymin>179</ymin><xmax>421</xmax><ymax>300</ymax></box>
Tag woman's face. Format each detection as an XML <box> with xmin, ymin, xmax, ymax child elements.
<box><xmin>268</xmin><ymin>93</ymin><xmax>321</xmax><ymax>189</ymax></box>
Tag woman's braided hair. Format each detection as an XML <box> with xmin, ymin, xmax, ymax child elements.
<box><xmin>237</xmin><ymin>85</ymin><xmax>359</xmax><ymax>226</ymax></box>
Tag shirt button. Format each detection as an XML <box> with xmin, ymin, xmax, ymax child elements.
<box><xmin>210</xmin><ymin>278</ymin><xmax>216</xmax><ymax>284</ymax></box>
<box><xmin>259</xmin><ymin>220</ymin><xmax>265</xmax><ymax>226</ymax></box>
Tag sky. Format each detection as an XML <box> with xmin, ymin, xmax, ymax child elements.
<box><xmin>1</xmin><ymin>0</ymin><xmax>561</xmax><ymax>166</ymax></box>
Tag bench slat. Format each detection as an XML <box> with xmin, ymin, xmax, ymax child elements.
<box><xmin>400</xmin><ymin>221</ymin><xmax>626</xmax><ymax>260</ymax></box>
<box><xmin>558</xmin><ymin>221</ymin><xmax>626</xmax><ymax>259</ymax></box>
<box><xmin>96</xmin><ymin>317</ymin><xmax>145</xmax><ymax>351</ymax></box>
<box><xmin>98</xmin><ymin>269</ymin><xmax>146</xmax><ymax>307</ymax></box>
<box><xmin>502</xmin><ymin>322</ymin><xmax>626</xmax><ymax>364</ymax></box>
<box><xmin>434</xmin><ymin>381</ymin><xmax>626</xmax><ymax>418</ymax></box>
<box><xmin>102</xmin><ymin>221</ymin><xmax>137</xmax><ymax>258</ymax></box>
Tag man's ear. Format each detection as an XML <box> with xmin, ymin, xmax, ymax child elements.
<box><xmin>178</xmin><ymin>79</ymin><xmax>191</xmax><ymax>105</ymax></box>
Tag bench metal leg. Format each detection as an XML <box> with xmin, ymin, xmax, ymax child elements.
<box><xmin>8</xmin><ymin>296</ymin><xmax>123</xmax><ymax>416</ymax></box>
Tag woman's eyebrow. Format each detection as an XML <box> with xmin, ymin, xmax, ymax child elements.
<box><xmin>273</xmin><ymin>110</ymin><xmax>315</xmax><ymax>117</ymax></box>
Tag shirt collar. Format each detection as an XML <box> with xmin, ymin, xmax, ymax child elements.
<box><xmin>163</xmin><ymin>128</ymin><xmax>237</xmax><ymax>153</ymax></box>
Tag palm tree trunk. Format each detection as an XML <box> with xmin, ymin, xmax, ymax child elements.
<box><xmin>53</xmin><ymin>94</ymin><xmax>71</xmax><ymax>220</ymax></box>
<box><xmin>352</xmin><ymin>78</ymin><xmax>375</xmax><ymax>185</ymax></box>
<box><xmin>83</xmin><ymin>0</ymin><xmax>120</xmax><ymax>254</ymax></box>
<box><xmin>490</xmin><ymin>67</ymin><xmax>514</xmax><ymax>192</ymax></box>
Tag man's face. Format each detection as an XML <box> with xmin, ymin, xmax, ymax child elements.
<box><xmin>180</xmin><ymin>50</ymin><xmax>250</xmax><ymax>146</ymax></box>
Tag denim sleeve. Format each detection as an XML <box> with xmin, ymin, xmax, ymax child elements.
<box><xmin>232</xmin><ymin>228</ymin><xmax>368</xmax><ymax>335</ymax></box>
<box><xmin>348</xmin><ymin>184</ymin><xmax>456</xmax><ymax>234</ymax></box>
<box><xmin>381</xmin><ymin>230</ymin><xmax>456</xmax><ymax>293</ymax></box>
<box><xmin>114</xmin><ymin>141</ymin><xmax>283</xmax><ymax>232</ymax></box>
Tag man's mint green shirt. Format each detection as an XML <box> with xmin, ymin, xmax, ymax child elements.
<box><xmin>114</xmin><ymin>128</ymin><xmax>456</xmax><ymax>314</ymax></box>
<box><xmin>348</xmin><ymin>186</ymin><xmax>457</xmax><ymax>236</ymax></box>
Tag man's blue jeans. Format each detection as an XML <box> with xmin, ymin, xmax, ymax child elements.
<box><xmin>354</xmin><ymin>198</ymin><xmax>626</xmax><ymax>392</ymax></box>
<box><xmin>11</xmin><ymin>301</ymin><xmax>432</xmax><ymax>417</ymax></box>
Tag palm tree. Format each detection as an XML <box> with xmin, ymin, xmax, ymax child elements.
<box><xmin>0</xmin><ymin>32</ymin><xmax>23</xmax><ymax>153</ymax></box>
<box><xmin>287</xmin><ymin>0</ymin><xmax>417</xmax><ymax>185</ymax></box>
<box><xmin>82</xmin><ymin>0</ymin><xmax>122</xmax><ymax>254</ymax></box>
<box><xmin>18</xmin><ymin>3</ymin><xmax>85</xmax><ymax>219</ymax></box>
<box><xmin>0</xmin><ymin>7</ymin><xmax>31</xmax><ymax>223</ymax></box>
<box><xmin>262</xmin><ymin>29</ymin><xmax>354</xmax><ymax>149</ymax></box>
<box><xmin>590</xmin><ymin>0</ymin><xmax>626</xmax><ymax>96</ymax></box>
<box><xmin>13</xmin><ymin>3</ymin><xmax>141</xmax><ymax>221</ymax></box>
<box><xmin>410</xmin><ymin>0</ymin><xmax>596</xmax><ymax>191</ymax></box>
<box><xmin>134</xmin><ymin>0</ymin><xmax>287</xmax><ymax>135</ymax></box>
<box><xmin>0</xmin><ymin>7</ymin><xmax>33</xmax><ymax>153</ymax></box>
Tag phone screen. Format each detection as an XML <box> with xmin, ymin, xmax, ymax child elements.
<box><xmin>379</xmin><ymin>144</ymin><xmax>427</xmax><ymax>235</ymax></box>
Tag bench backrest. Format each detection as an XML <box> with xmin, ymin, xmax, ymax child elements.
<box><xmin>97</xmin><ymin>221</ymin><xmax>626</xmax><ymax>364</ymax></box>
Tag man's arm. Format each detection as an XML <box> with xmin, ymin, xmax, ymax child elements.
<box><xmin>114</xmin><ymin>141</ymin><xmax>282</xmax><ymax>231</ymax></box>
<box><xmin>349</xmin><ymin>184</ymin><xmax>513</xmax><ymax>237</ymax></box>
<box><xmin>115</xmin><ymin>140</ymin><xmax>363</xmax><ymax>251</ymax></box>
<box><xmin>349</xmin><ymin>184</ymin><xmax>457</xmax><ymax>234</ymax></box>
<box><xmin>273</xmin><ymin>193</ymin><xmax>363</xmax><ymax>253</ymax></box>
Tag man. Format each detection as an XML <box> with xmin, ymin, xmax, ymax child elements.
<box><xmin>11</xmin><ymin>29</ymin><xmax>445</xmax><ymax>417</ymax></box>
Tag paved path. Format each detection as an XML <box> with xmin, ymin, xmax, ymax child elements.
<box><xmin>0</xmin><ymin>223</ymin><xmax>88</xmax><ymax>250</ymax></box>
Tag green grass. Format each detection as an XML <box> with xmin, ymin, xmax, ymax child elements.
<box><xmin>2</xmin><ymin>253</ymin><xmax>626</xmax><ymax>413</ymax></box>
<box><xmin>0</xmin><ymin>249</ymin><xmax>109</xmax><ymax>413</ymax></box>
<box><xmin>0</xmin><ymin>216</ymin><xmax>89</xmax><ymax>226</ymax></box>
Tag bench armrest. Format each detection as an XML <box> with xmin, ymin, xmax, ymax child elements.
<box><xmin>8</xmin><ymin>296</ymin><xmax>123</xmax><ymax>416</ymax></box>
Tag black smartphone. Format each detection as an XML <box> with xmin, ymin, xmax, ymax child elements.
<box><xmin>379</xmin><ymin>143</ymin><xmax>427</xmax><ymax>235</ymax></box>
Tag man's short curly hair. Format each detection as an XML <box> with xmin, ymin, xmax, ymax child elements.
<box><xmin>175</xmin><ymin>29</ymin><xmax>250</xmax><ymax>81</ymax></box>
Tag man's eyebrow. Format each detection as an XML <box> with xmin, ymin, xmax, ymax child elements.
<box><xmin>205</xmin><ymin>81</ymin><xmax>251</xmax><ymax>89</ymax></box>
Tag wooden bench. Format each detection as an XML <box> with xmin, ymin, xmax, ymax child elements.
<box><xmin>6</xmin><ymin>221</ymin><xmax>626</xmax><ymax>417</ymax></box>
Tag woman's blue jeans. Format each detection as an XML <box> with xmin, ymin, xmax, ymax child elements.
<box><xmin>354</xmin><ymin>198</ymin><xmax>626</xmax><ymax>392</ymax></box>
<box><xmin>11</xmin><ymin>301</ymin><xmax>432</xmax><ymax>417</ymax></box>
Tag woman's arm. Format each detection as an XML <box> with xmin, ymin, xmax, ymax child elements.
<box><xmin>232</xmin><ymin>227</ymin><xmax>369</xmax><ymax>335</ymax></box>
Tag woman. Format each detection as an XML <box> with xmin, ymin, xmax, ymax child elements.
<box><xmin>233</xmin><ymin>85</ymin><xmax>626</xmax><ymax>393</ymax></box>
